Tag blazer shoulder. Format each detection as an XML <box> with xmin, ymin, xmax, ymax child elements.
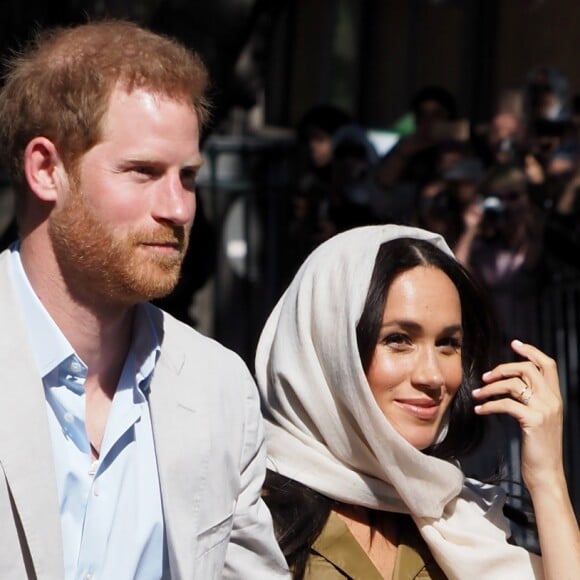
<box><xmin>147</xmin><ymin>303</ymin><xmax>251</xmax><ymax>378</ymax></box>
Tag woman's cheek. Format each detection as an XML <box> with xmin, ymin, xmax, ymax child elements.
<box><xmin>367</xmin><ymin>355</ymin><xmax>410</xmax><ymax>402</ymax></box>
<box><xmin>443</xmin><ymin>357</ymin><xmax>463</xmax><ymax>396</ymax></box>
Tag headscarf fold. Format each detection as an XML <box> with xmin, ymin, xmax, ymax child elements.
<box><xmin>256</xmin><ymin>224</ymin><xmax>543</xmax><ymax>579</ymax></box>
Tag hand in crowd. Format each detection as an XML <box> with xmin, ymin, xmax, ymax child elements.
<box><xmin>462</xmin><ymin>199</ymin><xmax>484</xmax><ymax>233</ymax></box>
<box><xmin>525</xmin><ymin>153</ymin><xmax>546</xmax><ymax>185</ymax></box>
<box><xmin>556</xmin><ymin>168</ymin><xmax>580</xmax><ymax>214</ymax></box>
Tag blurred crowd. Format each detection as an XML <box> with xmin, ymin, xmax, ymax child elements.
<box><xmin>286</xmin><ymin>66</ymin><xmax>580</xmax><ymax>357</ymax></box>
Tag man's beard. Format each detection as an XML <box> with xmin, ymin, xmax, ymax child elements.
<box><xmin>49</xmin><ymin>188</ymin><xmax>190</xmax><ymax>306</ymax></box>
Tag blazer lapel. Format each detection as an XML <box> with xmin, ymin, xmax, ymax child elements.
<box><xmin>148</xmin><ymin>309</ymin><xmax>211</xmax><ymax>579</ymax></box>
<box><xmin>0</xmin><ymin>251</ymin><xmax>64</xmax><ymax>578</ymax></box>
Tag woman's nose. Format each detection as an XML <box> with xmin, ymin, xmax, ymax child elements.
<box><xmin>411</xmin><ymin>349</ymin><xmax>445</xmax><ymax>391</ymax></box>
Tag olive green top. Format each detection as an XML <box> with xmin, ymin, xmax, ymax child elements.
<box><xmin>304</xmin><ymin>512</ymin><xmax>447</xmax><ymax>579</ymax></box>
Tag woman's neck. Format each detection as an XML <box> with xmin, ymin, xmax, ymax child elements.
<box><xmin>334</xmin><ymin>504</ymin><xmax>400</xmax><ymax>579</ymax></box>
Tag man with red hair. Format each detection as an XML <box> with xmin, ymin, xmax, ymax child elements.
<box><xmin>0</xmin><ymin>20</ymin><xmax>288</xmax><ymax>579</ymax></box>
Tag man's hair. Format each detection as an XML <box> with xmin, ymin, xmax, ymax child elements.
<box><xmin>0</xmin><ymin>20</ymin><xmax>210</xmax><ymax>199</ymax></box>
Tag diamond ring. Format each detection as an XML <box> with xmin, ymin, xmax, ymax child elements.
<box><xmin>519</xmin><ymin>385</ymin><xmax>533</xmax><ymax>405</ymax></box>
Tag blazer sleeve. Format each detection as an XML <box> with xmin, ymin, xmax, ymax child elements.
<box><xmin>222</xmin><ymin>371</ymin><xmax>290</xmax><ymax>579</ymax></box>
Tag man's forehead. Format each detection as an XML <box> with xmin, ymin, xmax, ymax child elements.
<box><xmin>97</xmin><ymin>84</ymin><xmax>198</xmax><ymax>138</ymax></box>
<box><xmin>90</xmin><ymin>85</ymin><xmax>201</xmax><ymax>163</ymax></box>
<box><xmin>107</xmin><ymin>83</ymin><xmax>194</xmax><ymax>112</ymax></box>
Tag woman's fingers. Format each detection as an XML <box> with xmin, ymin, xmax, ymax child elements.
<box><xmin>477</xmin><ymin>339</ymin><xmax>562</xmax><ymax>402</ymax></box>
<box><xmin>473</xmin><ymin>339</ymin><xmax>562</xmax><ymax>417</ymax></box>
<box><xmin>510</xmin><ymin>339</ymin><xmax>560</xmax><ymax>391</ymax></box>
<box><xmin>473</xmin><ymin>393</ymin><xmax>544</xmax><ymax>423</ymax></box>
<box><xmin>472</xmin><ymin>376</ymin><xmax>538</xmax><ymax>412</ymax></box>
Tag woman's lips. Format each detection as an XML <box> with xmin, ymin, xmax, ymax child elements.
<box><xmin>394</xmin><ymin>399</ymin><xmax>441</xmax><ymax>420</ymax></box>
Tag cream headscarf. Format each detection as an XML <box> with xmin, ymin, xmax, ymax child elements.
<box><xmin>255</xmin><ymin>225</ymin><xmax>543</xmax><ymax>580</ymax></box>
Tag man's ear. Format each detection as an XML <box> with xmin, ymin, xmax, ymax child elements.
<box><xmin>24</xmin><ymin>137</ymin><xmax>67</xmax><ymax>202</ymax></box>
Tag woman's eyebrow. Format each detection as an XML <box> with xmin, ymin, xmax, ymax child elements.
<box><xmin>380</xmin><ymin>320</ymin><xmax>462</xmax><ymax>334</ymax></box>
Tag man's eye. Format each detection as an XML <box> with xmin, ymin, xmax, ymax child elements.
<box><xmin>180</xmin><ymin>169</ymin><xmax>197</xmax><ymax>191</ymax></box>
<box><xmin>133</xmin><ymin>165</ymin><xmax>155</xmax><ymax>175</ymax></box>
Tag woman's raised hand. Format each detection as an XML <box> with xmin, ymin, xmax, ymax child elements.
<box><xmin>473</xmin><ymin>341</ymin><xmax>580</xmax><ymax>578</ymax></box>
<box><xmin>472</xmin><ymin>339</ymin><xmax>565</xmax><ymax>493</ymax></box>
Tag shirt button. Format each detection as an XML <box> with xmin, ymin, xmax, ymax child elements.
<box><xmin>63</xmin><ymin>412</ymin><xmax>74</xmax><ymax>423</ymax></box>
<box><xmin>84</xmin><ymin>573</ymin><xmax>93</xmax><ymax>580</ymax></box>
<box><xmin>93</xmin><ymin>483</ymin><xmax>99</xmax><ymax>496</ymax></box>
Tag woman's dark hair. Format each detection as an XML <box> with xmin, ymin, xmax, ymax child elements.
<box><xmin>263</xmin><ymin>471</ymin><xmax>334</xmax><ymax>579</ymax></box>
<box><xmin>356</xmin><ymin>237</ymin><xmax>499</xmax><ymax>460</ymax></box>
<box><xmin>263</xmin><ymin>237</ymin><xmax>501</xmax><ymax>577</ymax></box>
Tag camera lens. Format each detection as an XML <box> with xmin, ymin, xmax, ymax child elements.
<box><xmin>482</xmin><ymin>196</ymin><xmax>505</xmax><ymax>215</ymax></box>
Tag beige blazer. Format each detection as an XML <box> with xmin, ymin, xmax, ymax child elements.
<box><xmin>0</xmin><ymin>249</ymin><xmax>289</xmax><ymax>579</ymax></box>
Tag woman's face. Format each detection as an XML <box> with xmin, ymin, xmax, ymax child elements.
<box><xmin>366</xmin><ymin>265</ymin><xmax>463</xmax><ymax>450</ymax></box>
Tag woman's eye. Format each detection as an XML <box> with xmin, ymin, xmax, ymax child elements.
<box><xmin>438</xmin><ymin>336</ymin><xmax>462</xmax><ymax>352</ymax></box>
<box><xmin>383</xmin><ymin>333</ymin><xmax>410</xmax><ymax>348</ymax></box>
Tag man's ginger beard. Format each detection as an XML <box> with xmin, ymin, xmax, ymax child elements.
<box><xmin>49</xmin><ymin>182</ymin><xmax>190</xmax><ymax>305</ymax></box>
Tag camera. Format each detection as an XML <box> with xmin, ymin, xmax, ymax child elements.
<box><xmin>481</xmin><ymin>195</ymin><xmax>505</xmax><ymax>217</ymax></box>
<box><xmin>480</xmin><ymin>196</ymin><xmax>507</xmax><ymax>232</ymax></box>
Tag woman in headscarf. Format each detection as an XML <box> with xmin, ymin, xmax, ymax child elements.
<box><xmin>256</xmin><ymin>224</ymin><xmax>578</xmax><ymax>579</ymax></box>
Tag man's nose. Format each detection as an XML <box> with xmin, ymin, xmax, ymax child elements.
<box><xmin>153</xmin><ymin>174</ymin><xmax>195</xmax><ymax>226</ymax></box>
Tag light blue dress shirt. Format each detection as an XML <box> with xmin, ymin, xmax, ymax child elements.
<box><xmin>9</xmin><ymin>245</ymin><xmax>168</xmax><ymax>580</ymax></box>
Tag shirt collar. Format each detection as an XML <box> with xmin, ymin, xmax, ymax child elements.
<box><xmin>9</xmin><ymin>242</ymin><xmax>76</xmax><ymax>378</ymax></box>
<box><xmin>132</xmin><ymin>305</ymin><xmax>161</xmax><ymax>395</ymax></box>
<box><xmin>8</xmin><ymin>243</ymin><xmax>160</xmax><ymax>391</ymax></box>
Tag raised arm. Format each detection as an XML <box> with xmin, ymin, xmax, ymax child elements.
<box><xmin>472</xmin><ymin>340</ymin><xmax>580</xmax><ymax>580</ymax></box>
